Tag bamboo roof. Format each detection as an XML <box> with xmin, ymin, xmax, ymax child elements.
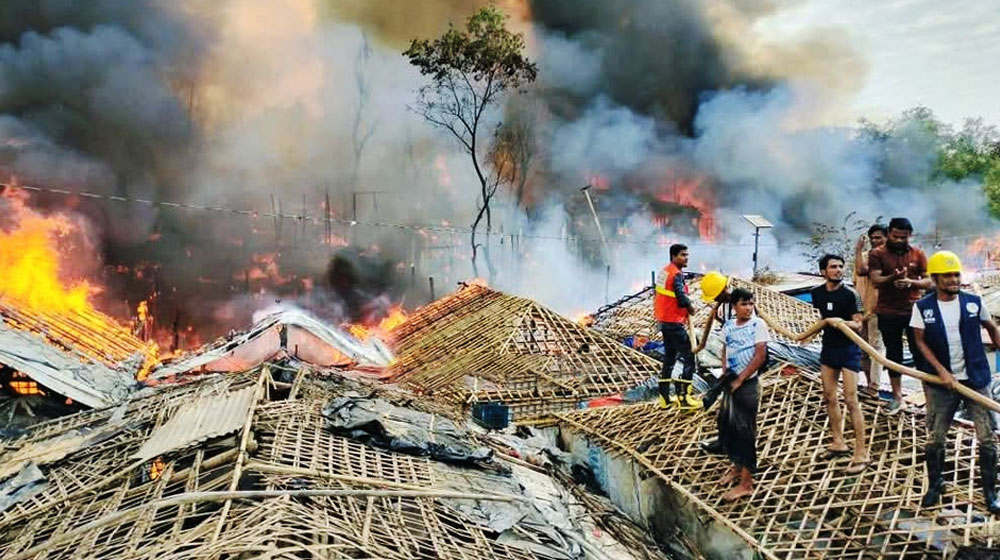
<box><xmin>556</xmin><ymin>362</ymin><xmax>1000</xmax><ymax>558</ymax></box>
<box><xmin>0</xmin><ymin>364</ymin><xmax>670</xmax><ymax>560</ymax></box>
<box><xmin>0</xmin><ymin>299</ymin><xmax>154</xmax><ymax>370</ymax></box>
<box><xmin>388</xmin><ymin>284</ymin><xmax>661</xmax><ymax>422</ymax></box>
<box><xmin>590</xmin><ymin>277</ymin><xmax>822</xmax><ymax>345</ymax></box>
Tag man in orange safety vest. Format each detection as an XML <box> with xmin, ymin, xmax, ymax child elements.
<box><xmin>655</xmin><ymin>244</ymin><xmax>697</xmax><ymax>408</ymax></box>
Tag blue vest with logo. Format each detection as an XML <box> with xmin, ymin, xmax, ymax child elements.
<box><xmin>914</xmin><ymin>291</ymin><xmax>991</xmax><ymax>389</ymax></box>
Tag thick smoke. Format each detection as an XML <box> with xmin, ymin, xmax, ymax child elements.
<box><xmin>0</xmin><ymin>0</ymin><xmax>995</xmax><ymax>336</ymax></box>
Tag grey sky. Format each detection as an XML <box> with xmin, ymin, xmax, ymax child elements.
<box><xmin>759</xmin><ymin>0</ymin><xmax>1000</xmax><ymax>126</ymax></box>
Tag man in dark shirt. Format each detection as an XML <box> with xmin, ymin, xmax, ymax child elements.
<box><xmin>811</xmin><ymin>254</ymin><xmax>868</xmax><ymax>474</ymax></box>
<box><xmin>867</xmin><ymin>217</ymin><xmax>931</xmax><ymax>414</ymax></box>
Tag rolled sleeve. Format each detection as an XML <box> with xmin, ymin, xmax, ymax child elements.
<box><xmin>909</xmin><ymin>303</ymin><xmax>924</xmax><ymax>329</ymax></box>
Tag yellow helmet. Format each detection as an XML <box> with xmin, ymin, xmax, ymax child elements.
<box><xmin>700</xmin><ymin>271</ymin><xmax>729</xmax><ymax>302</ymax></box>
<box><xmin>927</xmin><ymin>251</ymin><xmax>962</xmax><ymax>275</ymax></box>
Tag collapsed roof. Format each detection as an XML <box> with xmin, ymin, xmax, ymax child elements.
<box><xmin>388</xmin><ymin>284</ymin><xmax>661</xmax><ymax>423</ymax></box>
<box><xmin>0</xmin><ymin>299</ymin><xmax>153</xmax><ymax>408</ymax></box>
<box><xmin>0</xmin><ymin>362</ymin><xmax>672</xmax><ymax>560</ymax></box>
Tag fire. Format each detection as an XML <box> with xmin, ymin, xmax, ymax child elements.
<box><xmin>0</xmin><ymin>191</ymin><xmax>160</xmax><ymax>382</ymax></box>
<box><xmin>572</xmin><ymin>311</ymin><xmax>595</xmax><ymax>327</ymax></box>
<box><xmin>346</xmin><ymin>305</ymin><xmax>408</xmax><ymax>341</ymax></box>
<box><xmin>149</xmin><ymin>457</ymin><xmax>166</xmax><ymax>480</ymax></box>
<box><xmin>9</xmin><ymin>371</ymin><xmax>44</xmax><ymax>396</ymax></box>
<box><xmin>965</xmin><ymin>235</ymin><xmax>1000</xmax><ymax>272</ymax></box>
<box><xmin>0</xmin><ymin>213</ymin><xmax>96</xmax><ymax>315</ymax></box>
<box><xmin>651</xmin><ymin>175</ymin><xmax>717</xmax><ymax>241</ymax></box>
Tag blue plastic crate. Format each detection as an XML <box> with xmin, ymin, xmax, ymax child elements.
<box><xmin>471</xmin><ymin>402</ymin><xmax>511</xmax><ymax>430</ymax></box>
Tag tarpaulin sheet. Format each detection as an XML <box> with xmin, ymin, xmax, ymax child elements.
<box><xmin>322</xmin><ymin>395</ymin><xmax>494</xmax><ymax>468</ymax></box>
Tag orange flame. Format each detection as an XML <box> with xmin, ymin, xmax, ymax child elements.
<box><xmin>0</xmin><ymin>192</ymin><xmax>160</xmax><ymax>381</ymax></box>
<box><xmin>150</xmin><ymin>457</ymin><xmax>166</xmax><ymax>480</ymax></box>
<box><xmin>9</xmin><ymin>371</ymin><xmax>44</xmax><ymax>396</ymax></box>
<box><xmin>0</xmin><ymin>213</ymin><xmax>96</xmax><ymax>315</ymax></box>
<box><xmin>652</xmin><ymin>176</ymin><xmax>717</xmax><ymax>241</ymax></box>
<box><xmin>345</xmin><ymin>305</ymin><xmax>408</xmax><ymax>341</ymax></box>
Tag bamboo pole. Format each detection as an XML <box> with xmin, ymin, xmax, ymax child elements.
<box><xmin>556</xmin><ymin>413</ymin><xmax>781</xmax><ymax>560</ymax></box>
<box><xmin>211</xmin><ymin>366</ymin><xmax>269</xmax><ymax>543</ymax></box>
<box><xmin>687</xmin><ymin>302</ymin><xmax>720</xmax><ymax>354</ymax></box>
<box><xmin>755</xmin><ymin>310</ymin><xmax>1000</xmax><ymax>414</ymax></box>
<box><xmin>6</xmin><ymin>489</ymin><xmax>527</xmax><ymax>560</ymax></box>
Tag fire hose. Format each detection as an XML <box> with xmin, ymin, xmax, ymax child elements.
<box><xmin>745</xmin><ymin>310</ymin><xmax>1000</xmax><ymax>415</ymax></box>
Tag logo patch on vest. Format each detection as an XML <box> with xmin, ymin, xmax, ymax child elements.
<box><xmin>923</xmin><ymin>308</ymin><xmax>936</xmax><ymax>323</ymax></box>
<box><xmin>967</xmin><ymin>302</ymin><xmax>980</xmax><ymax>315</ymax></box>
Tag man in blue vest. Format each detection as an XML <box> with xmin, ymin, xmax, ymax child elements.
<box><xmin>910</xmin><ymin>251</ymin><xmax>1000</xmax><ymax>513</ymax></box>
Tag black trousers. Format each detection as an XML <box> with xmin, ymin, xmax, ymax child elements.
<box><xmin>719</xmin><ymin>377</ymin><xmax>760</xmax><ymax>473</ymax></box>
<box><xmin>659</xmin><ymin>322</ymin><xmax>695</xmax><ymax>400</ymax></box>
<box><xmin>877</xmin><ymin>313</ymin><xmax>918</xmax><ymax>377</ymax></box>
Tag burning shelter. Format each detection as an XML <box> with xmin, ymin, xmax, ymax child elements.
<box><xmin>0</xmin><ymin>297</ymin><xmax>154</xmax><ymax>411</ymax></box>
<box><xmin>150</xmin><ymin>306</ymin><xmax>394</xmax><ymax>379</ymax></box>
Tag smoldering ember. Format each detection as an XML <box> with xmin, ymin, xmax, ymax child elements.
<box><xmin>3</xmin><ymin>3</ymin><xmax>1000</xmax><ymax>559</ymax></box>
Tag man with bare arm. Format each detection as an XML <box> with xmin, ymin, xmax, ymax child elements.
<box><xmin>811</xmin><ymin>254</ymin><xmax>869</xmax><ymax>474</ymax></box>
<box><xmin>854</xmin><ymin>224</ymin><xmax>887</xmax><ymax>394</ymax></box>
<box><xmin>717</xmin><ymin>288</ymin><xmax>769</xmax><ymax>501</ymax></box>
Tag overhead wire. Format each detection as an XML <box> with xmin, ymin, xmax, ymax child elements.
<box><xmin>2</xmin><ymin>180</ymin><xmax>996</xmax><ymax>248</ymax></box>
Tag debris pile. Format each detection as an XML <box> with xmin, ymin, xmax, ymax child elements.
<box><xmin>0</xmin><ymin>362</ymin><xmax>673</xmax><ymax>559</ymax></box>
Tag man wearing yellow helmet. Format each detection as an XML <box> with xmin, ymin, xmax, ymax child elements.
<box><xmin>910</xmin><ymin>250</ymin><xmax>1000</xmax><ymax>514</ymax></box>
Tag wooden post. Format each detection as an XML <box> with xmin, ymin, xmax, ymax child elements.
<box><xmin>605</xmin><ymin>264</ymin><xmax>611</xmax><ymax>304</ymax></box>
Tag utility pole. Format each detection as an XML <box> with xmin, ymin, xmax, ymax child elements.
<box><xmin>742</xmin><ymin>215</ymin><xmax>773</xmax><ymax>278</ymax></box>
<box><xmin>580</xmin><ymin>185</ymin><xmax>609</xmax><ymax>256</ymax></box>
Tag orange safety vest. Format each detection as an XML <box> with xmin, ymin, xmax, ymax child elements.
<box><xmin>654</xmin><ymin>263</ymin><xmax>688</xmax><ymax>323</ymax></box>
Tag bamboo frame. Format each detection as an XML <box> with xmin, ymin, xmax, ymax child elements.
<box><xmin>557</xmin><ymin>361</ymin><xmax>1000</xmax><ymax>558</ymax></box>
<box><xmin>0</xmin><ymin>365</ymin><xmax>667</xmax><ymax>560</ymax></box>
<box><xmin>388</xmin><ymin>284</ymin><xmax>662</xmax><ymax>422</ymax></box>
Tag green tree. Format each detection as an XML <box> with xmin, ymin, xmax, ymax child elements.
<box><xmin>861</xmin><ymin>108</ymin><xmax>1000</xmax><ymax>218</ymax></box>
<box><xmin>405</xmin><ymin>5</ymin><xmax>537</xmax><ymax>279</ymax></box>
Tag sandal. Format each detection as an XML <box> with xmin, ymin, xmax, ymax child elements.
<box><xmin>817</xmin><ymin>448</ymin><xmax>851</xmax><ymax>461</ymax></box>
<box><xmin>845</xmin><ymin>460</ymin><xmax>869</xmax><ymax>475</ymax></box>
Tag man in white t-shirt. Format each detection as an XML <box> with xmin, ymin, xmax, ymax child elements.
<box><xmin>716</xmin><ymin>288</ymin><xmax>770</xmax><ymax>502</ymax></box>
<box><xmin>910</xmin><ymin>251</ymin><xmax>1000</xmax><ymax>514</ymax></box>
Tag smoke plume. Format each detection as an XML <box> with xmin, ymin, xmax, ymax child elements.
<box><xmin>0</xmin><ymin>0</ymin><xmax>995</xmax><ymax>337</ymax></box>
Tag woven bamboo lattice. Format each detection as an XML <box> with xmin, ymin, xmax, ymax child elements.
<box><xmin>0</xmin><ymin>365</ymin><xmax>666</xmax><ymax>560</ymax></box>
<box><xmin>557</xmin><ymin>362</ymin><xmax>1000</xmax><ymax>559</ymax></box>
<box><xmin>591</xmin><ymin>277</ymin><xmax>822</xmax><ymax>345</ymax></box>
<box><xmin>389</xmin><ymin>284</ymin><xmax>662</xmax><ymax>422</ymax></box>
<box><xmin>0</xmin><ymin>299</ymin><xmax>155</xmax><ymax>369</ymax></box>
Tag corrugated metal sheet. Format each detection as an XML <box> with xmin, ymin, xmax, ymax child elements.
<box><xmin>132</xmin><ymin>386</ymin><xmax>256</xmax><ymax>460</ymax></box>
<box><xmin>152</xmin><ymin>307</ymin><xmax>393</xmax><ymax>377</ymax></box>
<box><xmin>0</xmin><ymin>320</ymin><xmax>135</xmax><ymax>408</ymax></box>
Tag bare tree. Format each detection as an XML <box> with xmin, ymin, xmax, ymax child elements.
<box><xmin>350</xmin><ymin>33</ymin><xmax>378</xmax><ymax>193</ymax></box>
<box><xmin>404</xmin><ymin>6</ymin><xmax>537</xmax><ymax>280</ymax></box>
